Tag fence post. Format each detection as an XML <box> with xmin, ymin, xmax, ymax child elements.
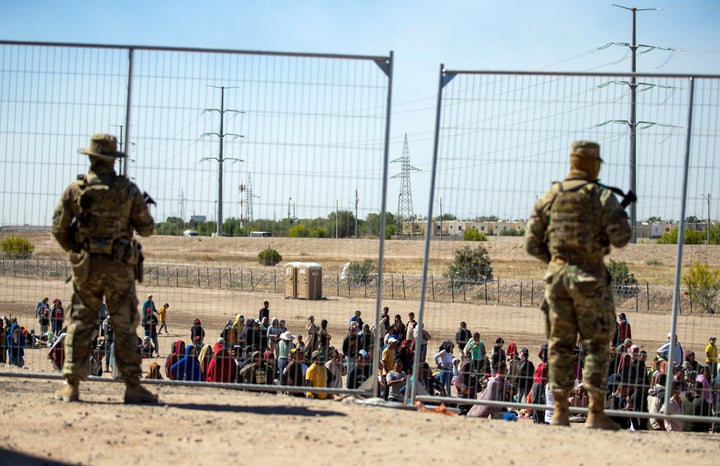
<box><xmin>451</xmin><ymin>278</ymin><xmax>455</xmax><ymax>303</ymax></box>
<box><xmin>646</xmin><ymin>283</ymin><xmax>650</xmax><ymax>312</ymax></box>
<box><xmin>402</xmin><ymin>275</ymin><xmax>406</xmax><ymax>299</ymax></box>
<box><xmin>274</xmin><ymin>269</ymin><xmax>277</xmax><ymax>293</ymax></box>
<box><xmin>431</xmin><ymin>275</ymin><xmax>435</xmax><ymax>301</ymax></box>
<box><xmin>497</xmin><ymin>277</ymin><xmax>500</xmax><ymax>304</ymax></box>
<box><xmin>484</xmin><ymin>281</ymin><xmax>488</xmax><ymax>304</ymax></box>
<box><xmin>520</xmin><ymin>281</ymin><xmax>523</xmax><ymax>307</ymax></box>
<box><xmin>391</xmin><ymin>274</ymin><xmax>394</xmax><ymax>299</ymax></box>
<box><xmin>531</xmin><ymin>279</ymin><xmax>534</xmax><ymax>307</ymax></box>
<box><xmin>336</xmin><ymin>274</ymin><xmax>340</xmax><ymax>296</ymax></box>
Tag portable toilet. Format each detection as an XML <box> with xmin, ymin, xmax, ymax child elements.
<box><xmin>283</xmin><ymin>262</ymin><xmax>302</xmax><ymax>299</ymax></box>
<box><xmin>297</xmin><ymin>262</ymin><xmax>322</xmax><ymax>300</ymax></box>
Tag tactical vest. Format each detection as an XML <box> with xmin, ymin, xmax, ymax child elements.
<box><xmin>75</xmin><ymin>173</ymin><xmax>134</xmax><ymax>254</ymax></box>
<box><xmin>546</xmin><ymin>180</ymin><xmax>604</xmax><ymax>262</ymax></box>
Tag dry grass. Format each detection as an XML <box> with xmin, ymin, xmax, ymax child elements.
<box><xmin>7</xmin><ymin>231</ymin><xmax>720</xmax><ymax>284</ymax></box>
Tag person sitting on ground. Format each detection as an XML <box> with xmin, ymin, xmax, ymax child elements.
<box><xmin>170</xmin><ymin>344</ymin><xmax>202</xmax><ymax>382</ymax></box>
<box><xmin>139</xmin><ymin>336</ymin><xmax>154</xmax><ymax>359</ymax></box>
<box><xmin>347</xmin><ymin>349</ymin><xmax>371</xmax><ymax>389</ymax></box>
<box><xmin>198</xmin><ymin>343</ymin><xmax>214</xmax><ymax>381</ymax></box>
<box><xmin>281</xmin><ymin>347</ymin><xmax>306</xmax><ymax>396</ymax></box>
<box><xmin>165</xmin><ymin>340</ymin><xmax>185</xmax><ymax>380</ymax></box>
<box><xmin>238</xmin><ymin>350</ymin><xmax>272</xmax><ymax>386</ymax></box>
<box><xmin>467</xmin><ymin>363</ymin><xmax>511</xmax><ymax>419</ymax></box>
<box><xmin>144</xmin><ymin>361</ymin><xmax>163</xmax><ymax>380</ymax></box>
<box><xmin>207</xmin><ymin>338</ymin><xmax>236</xmax><ymax>383</ymax></box>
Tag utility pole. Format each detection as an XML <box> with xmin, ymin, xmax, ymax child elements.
<box><xmin>110</xmin><ymin>124</ymin><xmax>125</xmax><ymax>176</ymax></box>
<box><xmin>612</xmin><ymin>4</ymin><xmax>660</xmax><ymax>243</ymax></box>
<box><xmin>201</xmin><ymin>85</ymin><xmax>244</xmax><ymax>237</ymax></box>
<box><xmin>703</xmin><ymin>193</ymin><xmax>712</xmax><ymax>245</ymax></box>
<box><xmin>355</xmin><ymin>187</ymin><xmax>359</xmax><ymax>239</ymax></box>
<box><xmin>436</xmin><ymin>197</ymin><xmax>443</xmax><ymax>241</ymax></box>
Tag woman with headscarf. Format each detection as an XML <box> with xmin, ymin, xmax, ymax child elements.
<box><xmin>239</xmin><ymin>319</ymin><xmax>260</xmax><ymax>352</ymax></box>
<box><xmin>144</xmin><ymin>361</ymin><xmax>164</xmax><ymax>380</ymax></box>
<box><xmin>207</xmin><ymin>339</ymin><xmax>236</xmax><ymax>383</ymax></box>
<box><xmin>197</xmin><ymin>343</ymin><xmax>213</xmax><ymax>381</ymax></box>
<box><xmin>165</xmin><ymin>340</ymin><xmax>186</xmax><ymax>380</ymax></box>
<box><xmin>170</xmin><ymin>344</ymin><xmax>202</xmax><ymax>381</ymax></box>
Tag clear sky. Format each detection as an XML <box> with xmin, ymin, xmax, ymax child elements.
<box><xmin>2</xmin><ymin>0</ymin><xmax>720</xmax><ymax>225</ymax></box>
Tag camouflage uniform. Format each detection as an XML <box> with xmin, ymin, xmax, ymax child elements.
<box><xmin>52</xmin><ymin>134</ymin><xmax>156</xmax><ymax>403</ymax></box>
<box><xmin>525</xmin><ymin>141</ymin><xmax>631</xmax><ymax>427</ymax></box>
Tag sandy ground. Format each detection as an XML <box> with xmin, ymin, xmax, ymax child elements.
<box><xmin>1</xmin><ymin>376</ymin><xmax>719</xmax><ymax>466</ymax></box>
<box><xmin>1</xmin><ymin>235</ymin><xmax>720</xmax><ymax>465</ymax></box>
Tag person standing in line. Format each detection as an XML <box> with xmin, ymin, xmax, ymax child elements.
<box><xmin>258</xmin><ymin>300</ymin><xmax>270</xmax><ymax>321</ymax></box>
<box><xmin>525</xmin><ymin>140</ymin><xmax>631</xmax><ymax>429</ymax></box>
<box><xmin>50</xmin><ymin>299</ymin><xmax>65</xmax><ymax>336</ymax></box>
<box><xmin>141</xmin><ymin>294</ymin><xmax>157</xmax><ymax>320</ymax></box>
<box><xmin>705</xmin><ymin>336</ymin><xmax>717</xmax><ymax>383</ymax></box>
<box><xmin>158</xmin><ymin>302</ymin><xmax>169</xmax><ymax>335</ymax></box>
<box><xmin>52</xmin><ymin>133</ymin><xmax>157</xmax><ymax>403</ymax></box>
<box><xmin>36</xmin><ymin>297</ymin><xmax>50</xmax><ymax>335</ymax></box>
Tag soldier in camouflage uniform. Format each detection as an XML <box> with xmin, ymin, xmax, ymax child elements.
<box><xmin>525</xmin><ymin>141</ymin><xmax>631</xmax><ymax>429</ymax></box>
<box><xmin>52</xmin><ymin>133</ymin><xmax>158</xmax><ymax>404</ymax></box>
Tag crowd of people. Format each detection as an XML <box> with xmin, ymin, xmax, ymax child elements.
<box><xmin>1</xmin><ymin>294</ymin><xmax>719</xmax><ymax>431</ymax></box>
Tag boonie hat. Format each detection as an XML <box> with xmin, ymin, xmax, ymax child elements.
<box><xmin>78</xmin><ymin>133</ymin><xmax>126</xmax><ymax>160</ymax></box>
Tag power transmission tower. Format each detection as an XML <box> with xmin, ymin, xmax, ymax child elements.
<box><xmin>201</xmin><ymin>85</ymin><xmax>244</xmax><ymax>237</ymax></box>
<box><xmin>391</xmin><ymin>133</ymin><xmax>421</xmax><ymax>225</ymax></box>
<box><xmin>178</xmin><ymin>190</ymin><xmax>186</xmax><ymax>221</ymax></box>
<box><xmin>607</xmin><ymin>5</ymin><xmax>669</xmax><ymax>243</ymax></box>
<box><xmin>238</xmin><ymin>174</ymin><xmax>260</xmax><ymax>227</ymax></box>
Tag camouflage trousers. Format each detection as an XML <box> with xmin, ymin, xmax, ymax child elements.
<box><xmin>63</xmin><ymin>255</ymin><xmax>141</xmax><ymax>381</ymax></box>
<box><xmin>544</xmin><ymin>262</ymin><xmax>616</xmax><ymax>396</ymax></box>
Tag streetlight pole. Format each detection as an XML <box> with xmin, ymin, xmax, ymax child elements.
<box><xmin>288</xmin><ymin>197</ymin><xmax>293</xmax><ymax>223</ymax></box>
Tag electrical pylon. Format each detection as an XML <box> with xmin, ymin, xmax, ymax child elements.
<box><xmin>391</xmin><ymin>133</ymin><xmax>420</xmax><ymax>224</ymax></box>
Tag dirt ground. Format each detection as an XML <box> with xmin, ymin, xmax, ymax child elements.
<box><xmin>1</xmin><ymin>234</ymin><xmax>719</xmax><ymax>465</ymax></box>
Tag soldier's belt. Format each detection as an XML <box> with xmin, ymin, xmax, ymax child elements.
<box><xmin>552</xmin><ymin>256</ymin><xmax>603</xmax><ymax>266</ymax></box>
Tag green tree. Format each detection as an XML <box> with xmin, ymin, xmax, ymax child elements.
<box><xmin>463</xmin><ymin>228</ymin><xmax>487</xmax><ymax>241</ymax></box>
<box><xmin>645</xmin><ymin>216</ymin><xmax>663</xmax><ymax>223</ymax></box>
<box><xmin>656</xmin><ymin>227</ymin><xmax>705</xmax><ymax>245</ymax></box>
<box><xmin>445</xmin><ymin>245</ymin><xmax>493</xmax><ymax>288</ymax></box>
<box><xmin>0</xmin><ymin>235</ymin><xmax>35</xmax><ymax>258</ymax></box>
<box><xmin>257</xmin><ymin>247</ymin><xmax>282</xmax><ymax>266</ymax></box>
<box><xmin>327</xmin><ymin>210</ymin><xmax>356</xmax><ymax>238</ymax></box>
<box><xmin>475</xmin><ymin>215</ymin><xmax>499</xmax><ymax>222</ymax></box>
<box><xmin>364</xmin><ymin>212</ymin><xmax>396</xmax><ymax>238</ymax></box>
<box><xmin>608</xmin><ymin>260</ymin><xmax>638</xmax><ymax>286</ymax></box>
<box><xmin>682</xmin><ymin>262</ymin><xmax>720</xmax><ymax>313</ymax></box>
<box><xmin>685</xmin><ymin>215</ymin><xmax>702</xmax><ymax>224</ymax></box>
<box><xmin>289</xmin><ymin>224</ymin><xmax>310</xmax><ymax>238</ymax></box>
<box><xmin>155</xmin><ymin>216</ymin><xmax>185</xmax><ymax>235</ymax></box>
<box><xmin>347</xmin><ymin>259</ymin><xmax>375</xmax><ymax>286</ymax></box>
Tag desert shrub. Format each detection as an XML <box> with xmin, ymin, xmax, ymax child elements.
<box><xmin>498</xmin><ymin>228</ymin><xmax>525</xmax><ymax>237</ymax></box>
<box><xmin>445</xmin><ymin>245</ymin><xmax>493</xmax><ymax>288</ymax></box>
<box><xmin>645</xmin><ymin>258</ymin><xmax>663</xmax><ymax>266</ymax></box>
<box><xmin>1</xmin><ymin>235</ymin><xmax>35</xmax><ymax>259</ymax></box>
<box><xmin>463</xmin><ymin>228</ymin><xmax>487</xmax><ymax>241</ymax></box>
<box><xmin>347</xmin><ymin>259</ymin><xmax>375</xmax><ymax>286</ymax></box>
<box><xmin>257</xmin><ymin>248</ymin><xmax>282</xmax><ymax>266</ymax></box>
<box><xmin>609</xmin><ymin>260</ymin><xmax>638</xmax><ymax>298</ymax></box>
<box><xmin>682</xmin><ymin>262</ymin><xmax>720</xmax><ymax>313</ymax></box>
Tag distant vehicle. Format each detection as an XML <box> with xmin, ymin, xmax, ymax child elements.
<box><xmin>249</xmin><ymin>231</ymin><xmax>272</xmax><ymax>238</ymax></box>
<box><xmin>183</xmin><ymin>230</ymin><xmax>198</xmax><ymax>237</ymax></box>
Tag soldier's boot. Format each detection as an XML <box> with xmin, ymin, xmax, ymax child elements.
<box><xmin>124</xmin><ymin>377</ymin><xmax>159</xmax><ymax>404</ymax></box>
<box><xmin>55</xmin><ymin>376</ymin><xmax>80</xmax><ymax>402</ymax></box>
<box><xmin>550</xmin><ymin>390</ymin><xmax>570</xmax><ymax>426</ymax></box>
<box><xmin>586</xmin><ymin>392</ymin><xmax>620</xmax><ymax>430</ymax></box>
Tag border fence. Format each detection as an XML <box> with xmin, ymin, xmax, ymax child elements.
<box><xmin>2</xmin><ymin>41</ymin><xmax>720</xmax><ymax>430</ymax></box>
